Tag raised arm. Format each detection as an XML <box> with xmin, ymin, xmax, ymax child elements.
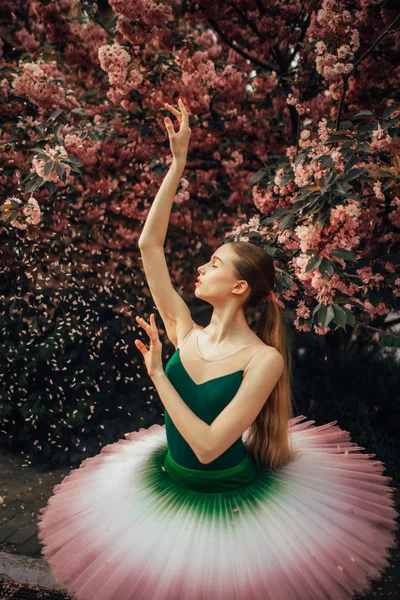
<box><xmin>138</xmin><ymin>99</ymin><xmax>194</xmax><ymax>348</ymax></box>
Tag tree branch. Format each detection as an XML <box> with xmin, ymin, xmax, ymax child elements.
<box><xmin>229</xmin><ymin>3</ymin><xmax>265</xmax><ymax>41</ymax></box>
<box><xmin>355</xmin><ymin>321</ymin><xmax>400</xmax><ymax>341</ymax></box>
<box><xmin>255</xmin><ymin>0</ymin><xmax>267</xmax><ymax>16</ymax></box>
<box><xmin>206</xmin><ymin>18</ymin><xmax>277</xmax><ymax>72</ymax></box>
<box><xmin>335</xmin><ymin>13</ymin><xmax>400</xmax><ymax>130</ymax></box>
<box><xmin>353</xmin><ymin>14</ymin><xmax>400</xmax><ymax>71</ymax></box>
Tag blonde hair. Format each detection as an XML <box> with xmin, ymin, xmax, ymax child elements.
<box><xmin>228</xmin><ymin>241</ymin><xmax>301</xmax><ymax>471</ymax></box>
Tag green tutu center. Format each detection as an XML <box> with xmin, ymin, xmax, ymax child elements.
<box><xmin>163</xmin><ymin>449</ymin><xmax>258</xmax><ymax>493</ymax></box>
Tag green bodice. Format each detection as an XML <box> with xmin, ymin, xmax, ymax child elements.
<box><xmin>164</xmin><ymin>348</ymin><xmax>247</xmax><ymax>471</ymax></box>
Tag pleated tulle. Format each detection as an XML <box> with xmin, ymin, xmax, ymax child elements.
<box><xmin>37</xmin><ymin>416</ymin><xmax>398</xmax><ymax>600</ymax></box>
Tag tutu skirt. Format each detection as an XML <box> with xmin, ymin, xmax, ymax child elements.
<box><xmin>37</xmin><ymin>416</ymin><xmax>398</xmax><ymax>600</ymax></box>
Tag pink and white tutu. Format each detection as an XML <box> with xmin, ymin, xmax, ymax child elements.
<box><xmin>37</xmin><ymin>415</ymin><xmax>398</xmax><ymax>600</ymax></box>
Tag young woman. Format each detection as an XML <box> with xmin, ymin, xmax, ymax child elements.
<box><xmin>38</xmin><ymin>99</ymin><xmax>398</xmax><ymax>600</ymax></box>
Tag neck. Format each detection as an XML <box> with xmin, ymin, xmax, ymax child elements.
<box><xmin>205</xmin><ymin>306</ymin><xmax>249</xmax><ymax>345</ymax></box>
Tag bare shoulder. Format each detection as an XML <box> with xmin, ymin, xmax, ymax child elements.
<box><xmin>246</xmin><ymin>334</ymin><xmax>283</xmax><ymax>358</ymax></box>
<box><xmin>246</xmin><ymin>342</ymin><xmax>284</xmax><ymax>376</ymax></box>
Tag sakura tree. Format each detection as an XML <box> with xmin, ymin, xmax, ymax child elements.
<box><xmin>0</xmin><ymin>0</ymin><xmax>399</xmax><ymax>462</ymax></box>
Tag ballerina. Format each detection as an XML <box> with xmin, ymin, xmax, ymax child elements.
<box><xmin>38</xmin><ymin>98</ymin><xmax>398</xmax><ymax>600</ymax></box>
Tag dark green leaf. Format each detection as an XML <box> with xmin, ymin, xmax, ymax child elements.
<box><xmin>350</xmin><ymin>110</ymin><xmax>374</xmax><ymax>121</ymax></box>
<box><xmin>271</xmin><ymin>207</ymin><xmax>294</xmax><ymax>218</ymax></box>
<box><xmin>278</xmin><ymin>213</ymin><xmax>295</xmax><ymax>230</ymax></box>
<box><xmin>43</xmin><ymin>161</ymin><xmax>54</xmax><ymax>178</ymax></box>
<box><xmin>47</xmin><ymin>109</ymin><xmax>64</xmax><ymax>121</ymax></box>
<box><xmin>325</xmin><ymin>134</ymin><xmax>353</xmax><ymax>143</ymax></box>
<box><xmin>45</xmin><ymin>181</ymin><xmax>56</xmax><ymax>196</ymax></box>
<box><xmin>279</xmin><ymin>275</ymin><xmax>294</xmax><ymax>291</ymax></box>
<box><xmin>67</xmin><ymin>156</ymin><xmax>83</xmax><ymax>167</ymax></box>
<box><xmin>379</xmin><ymin>335</ymin><xmax>400</xmax><ymax>348</ymax></box>
<box><xmin>368</xmin><ymin>289</ymin><xmax>381</xmax><ymax>307</ymax></box>
<box><xmin>383</xmin><ymin>104</ymin><xmax>400</xmax><ymax>120</ymax></box>
<box><xmin>294</xmin><ymin>151</ymin><xmax>307</xmax><ymax>165</ymax></box>
<box><xmin>249</xmin><ymin>169</ymin><xmax>268</xmax><ymax>186</ymax></box>
<box><xmin>344</xmin><ymin>154</ymin><xmax>362</xmax><ymax>172</ymax></box>
<box><xmin>324</xmin><ymin>304</ymin><xmax>335</xmax><ymax>326</ymax></box>
<box><xmin>319</xmin><ymin>257</ymin><xmax>334</xmax><ymax>280</ymax></box>
<box><xmin>262</xmin><ymin>245</ymin><xmax>277</xmax><ymax>257</ymax></box>
<box><xmin>312</xmin><ymin>303</ymin><xmax>322</xmax><ymax>317</ymax></box>
<box><xmin>342</xmin><ymin>168</ymin><xmax>367</xmax><ymax>183</ymax></box>
<box><xmin>333</xmin><ymin>296</ymin><xmax>353</xmax><ymax>303</ymax></box>
<box><xmin>56</xmin><ymin>162</ymin><xmax>66</xmax><ymax>182</ymax></box>
<box><xmin>315</xmin><ymin>304</ymin><xmax>327</xmax><ymax>325</ymax></box>
<box><xmin>382</xmin><ymin>253</ymin><xmax>400</xmax><ymax>265</ymax></box>
<box><xmin>332</xmin><ymin>304</ymin><xmax>347</xmax><ymax>329</ymax></box>
<box><xmin>356</xmin><ymin>123</ymin><xmax>378</xmax><ymax>138</ymax></box>
<box><xmin>330</xmin><ymin>248</ymin><xmax>357</xmax><ymax>262</ymax></box>
<box><xmin>318</xmin><ymin>155</ymin><xmax>335</xmax><ymax>168</ymax></box>
<box><xmin>25</xmin><ymin>178</ymin><xmax>40</xmax><ymax>193</ymax></box>
<box><xmin>341</xmin><ymin>306</ymin><xmax>355</xmax><ymax>327</ymax></box>
<box><xmin>305</xmin><ymin>254</ymin><xmax>323</xmax><ymax>272</ymax></box>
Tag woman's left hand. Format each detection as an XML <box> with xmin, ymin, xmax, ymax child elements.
<box><xmin>134</xmin><ymin>313</ymin><xmax>164</xmax><ymax>378</ymax></box>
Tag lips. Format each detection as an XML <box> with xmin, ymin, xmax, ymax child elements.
<box><xmin>196</xmin><ymin>278</ymin><xmax>202</xmax><ymax>285</ymax></box>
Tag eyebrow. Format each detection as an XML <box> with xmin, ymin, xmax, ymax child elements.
<box><xmin>211</xmin><ymin>254</ymin><xmax>223</xmax><ymax>264</ymax></box>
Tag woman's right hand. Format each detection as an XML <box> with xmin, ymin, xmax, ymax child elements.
<box><xmin>164</xmin><ymin>98</ymin><xmax>191</xmax><ymax>163</ymax></box>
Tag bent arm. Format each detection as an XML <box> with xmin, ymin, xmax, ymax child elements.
<box><xmin>151</xmin><ymin>371</ymin><xmax>211</xmax><ymax>463</ymax></box>
<box><xmin>138</xmin><ymin>157</ymin><xmax>186</xmax><ymax>247</ymax></box>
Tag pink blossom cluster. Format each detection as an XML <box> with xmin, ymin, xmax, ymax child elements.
<box><xmin>315</xmin><ymin>51</ymin><xmax>354</xmax><ymax>81</ymax></box>
<box><xmin>221</xmin><ymin>150</ymin><xmax>244</xmax><ymax>177</ymax></box>
<box><xmin>317</xmin><ymin>118</ymin><xmax>331</xmax><ymax>143</ymax></box>
<box><xmin>356</xmin><ymin>265</ymin><xmax>384</xmax><ymax>286</ymax></box>
<box><xmin>286</xmin><ymin>93</ymin><xmax>310</xmax><ymax>116</ymax></box>
<box><xmin>29</xmin><ymin>0</ymin><xmax>73</xmax><ymax>45</ymax></box>
<box><xmin>64</xmin><ymin>133</ymin><xmax>101</xmax><ymax>166</ymax></box>
<box><xmin>310</xmin><ymin>0</ymin><xmax>362</xmax><ymax>82</ymax></box>
<box><xmin>3</xmin><ymin>196</ymin><xmax>42</xmax><ymax>230</ymax></box>
<box><xmin>389</xmin><ymin>196</ymin><xmax>400</xmax><ymax>229</ymax></box>
<box><xmin>181</xmin><ymin>51</ymin><xmax>217</xmax><ymax>91</ymax></box>
<box><xmin>328</xmin><ymin>201</ymin><xmax>362</xmax><ymax>251</ymax></box>
<box><xmin>11</xmin><ymin>61</ymin><xmax>78</xmax><ymax>110</ymax></box>
<box><xmin>22</xmin><ymin>196</ymin><xmax>41</xmax><ymax>226</ymax></box>
<box><xmin>369</xmin><ymin>123</ymin><xmax>396</xmax><ymax>154</ymax></box>
<box><xmin>31</xmin><ymin>145</ymin><xmax>71</xmax><ymax>183</ymax></box>
<box><xmin>98</xmin><ymin>43</ymin><xmax>131</xmax><ymax>86</ymax></box>
<box><xmin>242</xmin><ymin>103</ymin><xmax>398</xmax><ymax>333</ymax></box>
<box><xmin>98</xmin><ymin>43</ymin><xmax>144</xmax><ymax>105</ymax></box>
<box><xmin>230</xmin><ymin>214</ymin><xmax>367</xmax><ymax>325</ymax></box>
<box><xmin>215</xmin><ymin>65</ymin><xmax>246</xmax><ymax>101</ymax></box>
<box><xmin>65</xmin><ymin>22</ymin><xmax>107</xmax><ymax>68</ymax></box>
<box><xmin>293</xmin><ymin>300</ymin><xmax>312</xmax><ymax>332</ymax></box>
<box><xmin>108</xmin><ymin>0</ymin><xmax>173</xmax><ymax>28</ymax></box>
<box><xmin>292</xmin><ymin>252</ymin><xmax>357</xmax><ymax>309</ymax></box>
<box><xmin>174</xmin><ymin>177</ymin><xmax>190</xmax><ymax>205</ymax></box>
<box><xmin>252</xmin><ymin>186</ymin><xmax>278</xmax><ymax>215</ymax></box>
<box><xmin>11</xmin><ymin>62</ymin><xmax>65</xmax><ymax>110</ymax></box>
<box><xmin>14</xmin><ymin>27</ymin><xmax>40</xmax><ymax>53</ymax></box>
<box><xmin>295</xmin><ymin>221</ymin><xmax>325</xmax><ymax>253</ymax></box>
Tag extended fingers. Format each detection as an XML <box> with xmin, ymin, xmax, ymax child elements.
<box><xmin>135</xmin><ymin>314</ymin><xmax>158</xmax><ymax>336</ymax></box>
<box><xmin>164</xmin><ymin>99</ymin><xmax>189</xmax><ymax>124</ymax></box>
<box><xmin>164</xmin><ymin>102</ymin><xmax>180</xmax><ymax>117</ymax></box>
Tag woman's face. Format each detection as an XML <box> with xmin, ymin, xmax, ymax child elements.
<box><xmin>195</xmin><ymin>244</ymin><xmax>246</xmax><ymax>303</ymax></box>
